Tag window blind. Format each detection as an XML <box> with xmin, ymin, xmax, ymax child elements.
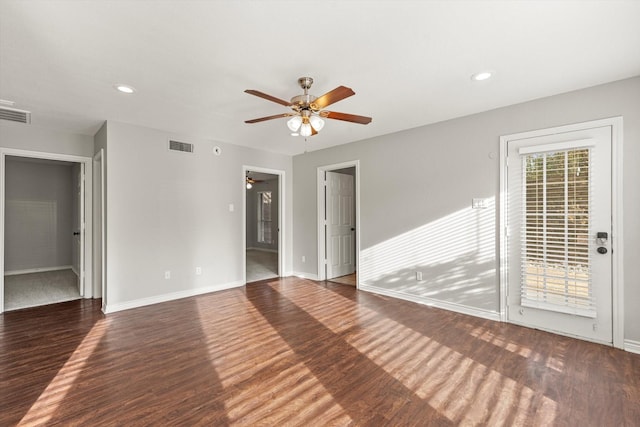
<box><xmin>520</xmin><ymin>148</ymin><xmax>595</xmax><ymax>317</ymax></box>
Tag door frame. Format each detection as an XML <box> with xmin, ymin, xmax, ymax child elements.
<box><xmin>499</xmin><ymin>117</ymin><xmax>623</xmax><ymax>348</ymax></box>
<box><xmin>0</xmin><ymin>147</ymin><xmax>93</xmax><ymax>313</ymax></box>
<box><xmin>93</xmin><ymin>149</ymin><xmax>106</xmax><ymax>311</ymax></box>
<box><xmin>316</xmin><ymin>160</ymin><xmax>360</xmax><ymax>286</ymax></box>
<box><xmin>242</xmin><ymin>165</ymin><xmax>285</xmax><ymax>284</ymax></box>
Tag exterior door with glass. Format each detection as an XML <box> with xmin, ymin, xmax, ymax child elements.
<box><xmin>506</xmin><ymin>125</ymin><xmax>612</xmax><ymax>344</ymax></box>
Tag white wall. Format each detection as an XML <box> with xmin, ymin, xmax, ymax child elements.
<box><xmin>0</xmin><ymin>121</ymin><xmax>94</xmax><ymax>157</ymax></box>
<box><xmin>292</xmin><ymin>76</ymin><xmax>640</xmax><ymax>340</ymax></box>
<box><xmin>102</xmin><ymin>121</ymin><xmax>292</xmax><ymax>311</ymax></box>
<box><xmin>4</xmin><ymin>157</ymin><xmax>74</xmax><ymax>272</ymax></box>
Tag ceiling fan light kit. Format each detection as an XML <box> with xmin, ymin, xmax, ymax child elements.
<box><xmin>287</xmin><ymin>115</ymin><xmax>302</xmax><ymax>132</ymax></box>
<box><xmin>244</xmin><ymin>76</ymin><xmax>372</xmax><ymax>138</ymax></box>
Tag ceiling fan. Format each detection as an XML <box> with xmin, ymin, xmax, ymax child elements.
<box><xmin>246</xmin><ymin>172</ymin><xmax>264</xmax><ymax>189</ymax></box>
<box><xmin>244</xmin><ymin>77</ymin><xmax>372</xmax><ymax>137</ymax></box>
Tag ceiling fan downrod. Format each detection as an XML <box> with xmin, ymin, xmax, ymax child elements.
<box><xmin>290</xmin><ymin>77</ymin><xmax>317</xmax><ymax>110</ymax></box>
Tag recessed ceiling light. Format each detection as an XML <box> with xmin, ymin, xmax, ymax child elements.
<box><xmin>114</xmin><ymin>84</ymin><xmax>136</xmax><ymax>94</ymax></box>
<box><xmin>471</xmin><ymin>71</ymin><xmax>493</xmax><ymax>81</ymax></box>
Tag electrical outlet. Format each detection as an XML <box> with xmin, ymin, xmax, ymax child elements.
<box><xmin>196</xmin><ymin>267</ymin><xmax>202</xmax><ymax>275</ymax></box>
<box><xmin>302</xmin><ymin>256</ymin><xmax>306</xmax><ymax>263</ymax></box>
<box><xmin>165</xmin><ymin>271</ymin><xmax>171</xmax><ymax>279</ymax></box>
<box><xmin>472</xmin><ymin>198</ymin><xmax>489</xmax><ymax>209</ymax></box>
<box><xmin>416</xmin><ymin>271</ymin><xmax>423</xmax><ymax>281</ymax></box>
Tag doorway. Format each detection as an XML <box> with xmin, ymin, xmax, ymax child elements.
<box><xmin>0</xmin><ymin>148</ymin><xmax>93</xmax><ymax>313</ymax></box>
<box><xmin>500</xmin><ymin>118</ymin><xmax>623</xmax><ymax>347</ymax></box>
<box><xmin>243</xmin><ymin>166</ymin><xmax>284</xmax><ymax>283</ymax></box>
<box><xmin>317</xmin><ymin>161</ymin><xmax>359</xmax><ymax>286</ymax></box>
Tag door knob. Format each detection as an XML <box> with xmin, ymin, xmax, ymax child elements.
<box><xmin>73</xmin><ymin>232</ymin><xmax>80</xmax><ymax>236</ymax></box>
<box><xmin>597</xmin><ymin>247</ymin><xmax>608</xmax><ymax>254</ymax></box>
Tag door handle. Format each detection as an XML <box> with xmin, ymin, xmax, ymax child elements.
<box><xmin>350</xmin><ymin>227</ymin><xmax>355</xmax><ymax>231</ymax></box>
<box><xmin>73</xmin><ymin>232</ymin><xmax>80</xmax><ymax>236</ymax></box>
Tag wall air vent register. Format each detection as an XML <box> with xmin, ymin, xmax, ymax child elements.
<box><xmin>168</xmin><ymin>140</ymin><xmax>194</xmax><ymax>153</ymax></box>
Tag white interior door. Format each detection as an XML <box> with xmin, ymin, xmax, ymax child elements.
<box><xmin>326</xmin><ymin>171</ymin><xmax>355</xmax><ymax>279</ymax></box>
<box><xmin>507</xmin><ymin>125</ymin><xmax>612</xmax><ymax>344</ymax></box>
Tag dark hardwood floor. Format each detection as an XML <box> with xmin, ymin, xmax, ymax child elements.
<box><xmin>1</xmin><ymin>277</ymin><xmax>639</xmax><ymax>426</ymax></box>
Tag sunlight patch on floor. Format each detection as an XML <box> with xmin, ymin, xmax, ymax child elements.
<box><xmin>195</xmin><ymin>291</ymin><xmax>352</xmax><ymax>425</ymax></box>
<box><xmin>19</xmin><ymin>319</ymin><xmax>107</xmax><ymax>426</ymax></box>
<box><xmin>278</xmin><ymin>283</ymin><xmax>558</xmax><ymax>425</ymax></box>
<box><xmin>468</xmin><ymin>325</ymin><xmax>565</xmax><ymax>372</ymax></box>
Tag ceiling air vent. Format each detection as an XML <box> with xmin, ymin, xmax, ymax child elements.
<box><xmin>0</xmin><ymin>106</ymin><xmax>31</xmax><ymax>124</ymax></box>
<box><xmin>168</xmin><ymin>139</ymin><xmax>194</xmax><ymax>153</ymax></box>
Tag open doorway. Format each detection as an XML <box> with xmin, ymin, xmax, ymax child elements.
<box><xmin>0</xmin><ymin>148</ymin><xmax>93</xmax><ymax>313</ymax></box>
<box><xmin>317</xmin><ymin>161</ymin><xmax>359</xmax><ymax>287</ymax></box>
<box><xmin>243</xmin><ymin>167</ymin><xmax>284</xmax><ymax>283</ymax></box>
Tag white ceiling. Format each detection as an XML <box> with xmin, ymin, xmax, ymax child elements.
<box><xmin>1</xmin><ymin>1</ymin><xmax>639</xmax><ymax>156</ymax></box>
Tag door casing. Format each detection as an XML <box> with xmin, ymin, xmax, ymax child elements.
<box><xmin>0</xmin><ymin>147</ymin><xmax>94</xmax><ymax>313</ymax></box>
<box><xmin>93</xmin><ymin>149</ymin><xmax>106</xmax><ymax>311</ymax></box>
<box><xmin>499</xmin><ymin>117</ymin><xmax>624</xmax><ymax>348</ymax></box>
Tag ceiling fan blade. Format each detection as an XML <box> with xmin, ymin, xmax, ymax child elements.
<box><xmin>321</xmin><ymin>111</ymin><xmax>372</xmax><ymax>125</ymax></box>
<box><xmin>310</xmin><ymin>86</ymin><xmax>355</xmax><ymax>110</ymax></box>
<box><xmin>245</xmin><ymin>89</ymin><xmax>292</xmax><ymax>107</ymax></box>
<box><xmin>245</xmin><ymin>113</ymin><xmax>293</xmax><ymax>124</ymax></box>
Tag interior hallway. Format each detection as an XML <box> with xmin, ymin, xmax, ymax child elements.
<box><xmin>246</xmin><ymin>249</ymin><xmax>278</xmax><ymax>283</ymax></box>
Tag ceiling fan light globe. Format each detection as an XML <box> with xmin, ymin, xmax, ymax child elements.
<box><xmin>287</xmin><ymin>116</ymin><xmax>302</xmax><ymax>132</ymax></box>
<box><xmin>300</xmin><ymin>123</ymin><xmax>312</xmax><ymax>137</ymax></box>
<box><xmin>309</xmin><ymin>115</ymin><xmax>325</xmax><ymax>131</ymax></box>
<box><xmin>246</xmin><ymin>182</ymin><xmax>252</xmax><ymax>189</ymax></box>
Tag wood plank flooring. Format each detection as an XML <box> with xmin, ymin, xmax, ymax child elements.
<box><xmin>328</xmin><ymin>273</ymin><xmax>357</xmax><ymax>287</ymax></box>
<box><xmin>1</xmin><ymin>277</ymin><xmax>639</xmax><ymax>426</ymax></box>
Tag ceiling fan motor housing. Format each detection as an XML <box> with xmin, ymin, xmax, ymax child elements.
<box><xmin>290</xmin><ymin>94</ymin><xmax>317</xmax><ymax>110</ymax></box>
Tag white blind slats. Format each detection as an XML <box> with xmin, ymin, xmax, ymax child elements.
<box><xmin>520</xmin><ymin>147</ymin><xmax>595</xmax><ymax>317</ymax></box>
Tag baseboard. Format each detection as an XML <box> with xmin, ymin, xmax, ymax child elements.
<box><xmin>293</xmin><ymin>271</ymin><xmax>319</xmax><ymax>281</ymax></box>
<box><xmin>246</xmin><ymin>247</ymin><xmax>278</xmax><ymax>253</ymax></box>
<box><xmin>104</xmin><ymin>280</ymin><xmax>245</xmax><ymax>314</ymax></box>
<box><xmin>4</xmin><ymin>265</ymin><xmax>73</xmax><ymax>276</ymax></box>
<box><xmin>360</xmin><ymin>284</ymin><xmax>501</xmax><ymax>322</ymax></box>
<box><xmin>624</xmin><ymin>339</ymin><xmax>640</xmax><ymax>354</ymax></box>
